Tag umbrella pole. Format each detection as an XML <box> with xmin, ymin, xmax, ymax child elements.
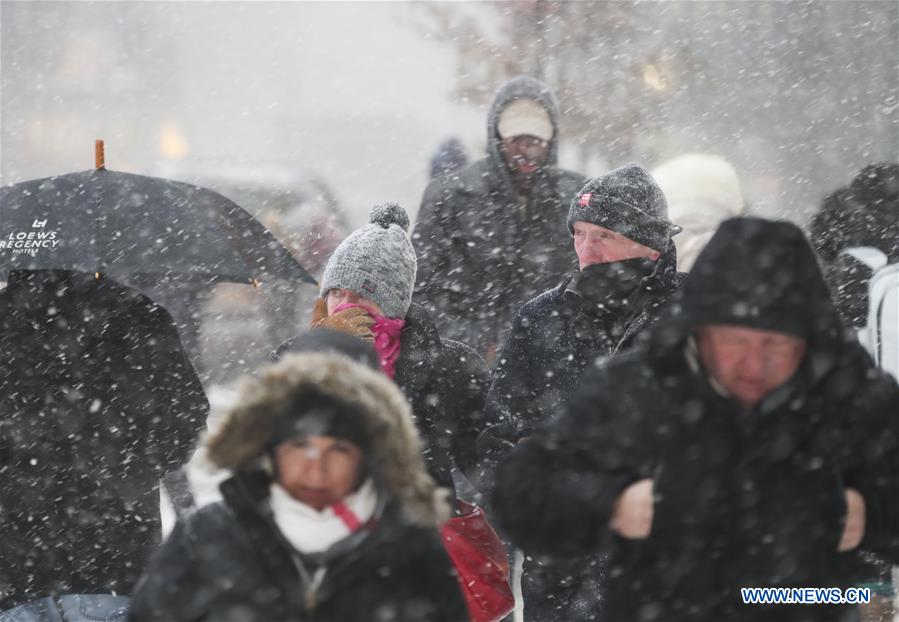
<box><xmin>95</xmin><ymin>139</ymin><xmax>105</xmax><ymax>170</ymax></box>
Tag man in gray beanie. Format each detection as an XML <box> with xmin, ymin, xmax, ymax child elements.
<box><xmin>479</xmin><ymin>163</ymin><xmax>683</xmax><ymax>622</ymax></box>
<box><xmin>280</xmin><ymin>203</ymin><xmax>489</xmax><ymax>496</ymax></box>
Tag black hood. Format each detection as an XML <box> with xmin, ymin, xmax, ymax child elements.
<box><xmin>651</xmin><ymin>217</ymin><xmax>845</xmax><ymax>356</ymax></box>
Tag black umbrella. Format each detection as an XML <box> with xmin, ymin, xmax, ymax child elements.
<box><xmin>0</xmin><ymin>145</ymin><xmax>316</xmax><ymax>285</ymax></box>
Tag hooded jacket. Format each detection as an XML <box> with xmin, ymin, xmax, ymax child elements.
<box><xmin>491</xmin><ymin>218</ymin><xmax>899</xmax><ymax>621</ymax></box>
<box><xmin>412</xmin><ymin>76</ymin><xmax>586</xmax><ymax>356</ymax></box>
<box><xmin>651</xmin><ymin>153</ymin><xmax>744</xmax><ymax>272</ymax></box>
<box><xmin>0</xmin><ymin>270</ymin><xmax>207</xmax><ymax>609</ymax></box>
<box><xmin>128</xmin><ymin>353</ymin><xmax>467</xmax><ymax>622</ymax></box>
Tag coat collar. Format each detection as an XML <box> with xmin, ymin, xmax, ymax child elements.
<box><xmin>394</xmin><ymin>303</ymin><xmax>442</xmax><ymax>392</ymax></box>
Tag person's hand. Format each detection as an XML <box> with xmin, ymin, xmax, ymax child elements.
<box><xmin>838</xmin><ymin>488</ymin><xmax>865</xmax><ymax>552</ymax></box>
<box><xmin>310</xmin><ymin>299</ymin><xmax>375</xmax><ymax>342</ymax></box>
<box><xmin>610</xmin><ymin>479</ymin><xmax>654</xmax><ymax>539</ymax></box>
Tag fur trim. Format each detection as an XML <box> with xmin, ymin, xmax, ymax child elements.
<box><xmin>206</xmin><ymin>353</ymin><xmax>449</xmax><ymax>527</ymax></box>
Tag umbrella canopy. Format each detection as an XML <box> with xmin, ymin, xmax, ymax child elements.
<box><xmin>0</xmin><ymin>168</ymin><xmax>316</xmax><ymax>284</ymax></box>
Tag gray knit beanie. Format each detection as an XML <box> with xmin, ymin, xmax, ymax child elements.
<box><xmin>567</xmin><ymin>163</ymin><xmax>674</xmax><ymax>252</ymax></box>
<box><xmin>320</xmin><ymin>203</ymin><xmax>417</xmax><ymax>318</ymax></box>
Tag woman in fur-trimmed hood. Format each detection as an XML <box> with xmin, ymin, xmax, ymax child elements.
<box><xmin>129</xmin><ymin>349</ymin><xmax>468</xmax><ymax>622</ymax></box>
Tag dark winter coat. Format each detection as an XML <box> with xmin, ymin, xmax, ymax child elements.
<box><xmin>393</xmin><ymin>303</ymin><xmax>488</xmax><ymax>489</ymax></box>
<box><xmin>412</xmin><ymin>76</ymin><xmax>586</xmax><ymax>356</ymax></box>
<box><xmin>0</xmin><ymin>270</ymin><xmax>207</xmax><ymax>610</ymax></box>
<box><xmin>480</xmin><ymin>248</ymin><xmax>683</xmax><ymax>473</ymax></box>
<box><xmin>814</xmin><ymin>163</ymin><xmax>899</xmax><ymax>329</ymax></box>
<box><xmin>129</xmin><ymin>352</ymin><xmax>467</xmax><ymax>622</ymax></box>
<box><xmin>492</xmin><ymin>218</ymin><xmax>899</xmax><ymax>621</ymax></box>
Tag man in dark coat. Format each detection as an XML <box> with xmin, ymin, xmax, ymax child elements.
<box><xmin>811</xmin><ymin>163</ymin><xmax>899</xmax><ymax>329</ymax></box>
<box><xmin>492</xmin><ymin>218</ymin><xmax>899</xmax><ymax>622</ymax></box>
<box><xmin>412</xmin><ymin>75</ymin><xmax>586</xmax><ymax>361</ymax></box>
<box><xmin>481</xmin><ymin>163</ymin><xmax>683</xmax><ymax>620</ymax></box>
<box><xmin>0</xmin><ymin>270</ymin><xmax>208</xmax><ymax>610</ymax></box>
<box><xmin>129</xmin><ymin>349</ymin><xmax>467</xmax><ymax>622</ymax></box>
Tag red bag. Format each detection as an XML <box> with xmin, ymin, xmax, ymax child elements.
<box><xmin>441</xmin><ymin>500</ymin><xmax>515</xmax><ymax>622</ymax></box>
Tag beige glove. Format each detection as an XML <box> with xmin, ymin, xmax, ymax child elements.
<box><xmin>310</xmin><ymin>298</ymin><xmax>375</xmax><ymax>342</ymax></box>
<box><xmin>838</xmin><ymin>488</ymin><xmax>865</xmax><ymax>552</ymax></box>
<box><xmin>610</xmin><ymin>479</ymin><xmax>654</xmax><ymax>539</ymax></box>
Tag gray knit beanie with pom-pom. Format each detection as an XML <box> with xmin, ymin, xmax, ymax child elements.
<box><xmin>319</xmin><ymin>203</ymin><xmax>418</xmax><ymax>318</ymax></box>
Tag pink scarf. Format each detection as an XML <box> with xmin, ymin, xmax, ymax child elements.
<box><xmin>332</xmin><ymin>303</ymin><xmax>406</xmax><ymax>378</ymax></box>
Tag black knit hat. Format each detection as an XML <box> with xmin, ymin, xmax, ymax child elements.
<box><xmin>568</xmin><ymin>163</ymin><xmax>674</xmax><ymax>252</ymax></box>
<box><xmin>267</xmin><ymin>389</ymin><xmax>371</xmax><ymax>452</ymax></box>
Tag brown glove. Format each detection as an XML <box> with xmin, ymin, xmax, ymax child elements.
<box><xmin>310</xmin><ymin>298</ymin><xmax>375</xmax><ymax>342</ymax></box>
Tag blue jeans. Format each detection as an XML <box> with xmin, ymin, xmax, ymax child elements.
<box><xmin>0</xmin><ymin>595</ymin><xmax>129</xmax><ymax>622</ymax></box>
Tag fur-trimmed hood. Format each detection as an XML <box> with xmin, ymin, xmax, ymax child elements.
<box><xmin>206</xmin><ymin>353</ymin><xmax>449</xmax><ymax>527</ymax></box>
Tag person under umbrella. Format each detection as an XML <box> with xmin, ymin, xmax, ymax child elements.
<box><xmin>0</xmin><ymin>270</ymin><xmax>208</xmax><ymax>613</ymax></box>
<box><xmin>128</xmin><ymin>348</ymin><xmax>468</xmax><ymax>622</ymax></box>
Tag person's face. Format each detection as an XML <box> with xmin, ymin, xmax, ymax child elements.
<box><xmin>275</xmin><ymin>435</ymin><xmax>364</xmax><ymax>510</ymax></box>
<box><xmin>572</xmin><ymin>221</ymin><xmax>661</xmax><ymax>269</ymax></box>
<box><xmin>499</xmin><ymin>135</ymin><xmax>550</xmax><ymax>179</ymax></box>
<box><xmin>326</xmin><ymin>287</ymin><xmax>383</xmax><ymax>316</ymax></box>
<box><xmin>696</xmin><ymin>325</ymin><xmax>807</xmax><ymax>408</ymax></box>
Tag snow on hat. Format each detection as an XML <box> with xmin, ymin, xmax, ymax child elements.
<box><xmin>497</xmin><ymin>98</ymin><xmax>554</xmax><ymax>142</ymax></box>
<box><xmin>568</xmin><ymin>163</ymin><xmax>674</xmax><ymax>252</ymax></box>
<box><xmin>320</xmin><ymin>203</ymin><xmax>417</xmax><ymax>319</ymax></box>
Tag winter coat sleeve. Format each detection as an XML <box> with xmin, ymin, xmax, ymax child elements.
<box><xmin>490</xmin><ymin>361</ymin><xmax>647</xmax><ymax>557</ymax></box>
<box><xmin>128</xmin><ymin>517</ymin><xmax>205</xmax><ymax>622</ymax></box>
<box><xmin>439</xmin><ymin>339</ymin><xmax>489</xmax><ymax>480</ymax></box>
<box><xmin>478</xmin><ymin>308</ymin><xmax>539</xmax><ymax>481</ymax></box>
<box><xmin>843</xmin><ymin>367</ymin><xmax>899</xmax><ymax>561</ymax></box>
<box><xmin>825</xmin><ymin>253</ymin><xmax>874</xmax><ymax>329</ymax></box>
<box><xmin>137</xmin><ymin>305</ymin><xmax>208</xmax><ymax>474</ymax></box>
<box><xmin>401</xmin><ymin>528</ymin><xmax>471</xmax><ymax>622</ymax></box>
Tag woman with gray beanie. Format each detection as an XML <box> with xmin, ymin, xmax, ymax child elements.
<box><xmin>286</xmin><ymin>203</ymin><xmax>489</xmax><ymax>495</ymax></box>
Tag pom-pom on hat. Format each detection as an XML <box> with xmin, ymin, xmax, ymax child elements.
<box><xmin>320</xmin><ymin>203</ymin><xmax>417</xmax><ymax>318</ymax></box>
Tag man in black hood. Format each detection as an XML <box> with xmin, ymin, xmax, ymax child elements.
<box><xmin>412</xmin><ymin>75</ymin><xmax>585</xmax><ymax>361</ymax></box>
<box><xmin>491</xmin><ymin>218</ymin><xmax>899</xmax><ymax>621</ymax></box>
<box><xmin>480</xmin><ymin>163</ymin><xmax>682</xmax><ymax>620</ymax></box>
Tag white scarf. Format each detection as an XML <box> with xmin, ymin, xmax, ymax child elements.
<box><xmin>269</xmin><ymin>478</ymin><xmax>379</xmax><ymax>554</ymax></box>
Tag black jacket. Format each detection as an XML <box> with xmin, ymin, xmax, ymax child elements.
<box><xmin>394</xmin><ymin>304</ymin><xmax>488</xmax><ymax>489</ymax></box>
<box><xmin>0</xmin><ymin>270</ymin><xmax>207</xmax><ymax>609</ymax></box>
<box><xmin>813</xmin><ymin>163</ymin><xmax>899</xmax><ymax>329</ymax></box>
<box><xmin>129</xmin><ymin>474</ymin><xmax>467</xmax><ymax>622</ymax></box>
<box><xmin>492</xmin><ymin>218</ymin><xmax>899</xmax><ymax>621</ymax></box>
<box><xmin>412</xmin><ymin>76</ymin><xmax>586</xmax><ymax>356</ymax></box>
<box><xmin>480</xmin><ymin>250</ymin><xmax>683</xmax><ymax>474</ymax></box>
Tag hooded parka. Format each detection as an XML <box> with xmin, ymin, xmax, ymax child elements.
<box><xmin>128</xmin><ymin>353</ymin><xmax>468</xmax><ymax>622</ymax></box>
<box><xmin>412</xmin><ymin>76</ymin><xmax>586</xmax><ymax>357</ymax></box>
<box><xmin>491</xmin><ymin>218</ymin><xmax>899</xmax><ymax>622</ymax></box>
